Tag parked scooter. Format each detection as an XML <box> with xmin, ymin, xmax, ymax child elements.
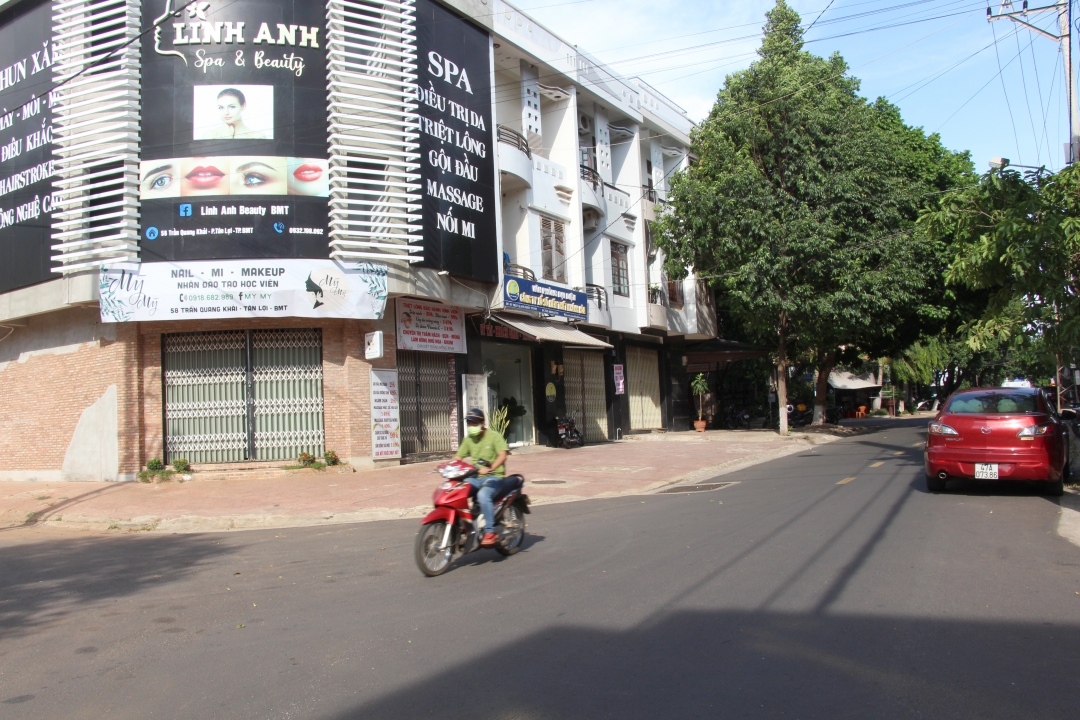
<box><xmin>555</xmin><ymin>413</ymin><xmax>584</xmax><ymax>448</ymax></box>
<box><xmin>725</xmin><ymin>404</ymin><xmax>752</xmax><ymax>429</ymax></box>
<box><xmin>414</xmin><ymin>458</ymin><xmax>530</xmax><ymax>576</ymax></box>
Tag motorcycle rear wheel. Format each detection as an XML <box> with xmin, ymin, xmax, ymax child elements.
<box><xmin>495</xmin><ymin>504</ymin><xmax>526</xmax><ymax>556</ymax></box>
<box><xmin>415</xmin><ymin>521</ymin><xmax>454</xmax><ymax>576</ymax></box>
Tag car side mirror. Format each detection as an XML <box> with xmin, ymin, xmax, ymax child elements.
<box><xmin>1061</xmin><ymin>408</ymin><xmax>1077</xmax><ymax>421</ymax></box>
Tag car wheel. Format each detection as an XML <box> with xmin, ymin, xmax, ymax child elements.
<box><xmin>926</xmin><ymin>473</ymin><xmax>946</xmax><ymax>493</ymax></box>
<box><xmin>1044</xmin><ymin>479</ymin><xmax>1065</xmax><ymax>497</ymax></box>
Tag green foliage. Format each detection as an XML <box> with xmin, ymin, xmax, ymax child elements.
<box><xmin>298</xmin><ymin>452</ymin><xmax>317</xmax><ymax>467</ymax></box>
<box><xmin>171</xmin><ymin>458</ymin><xmax>191</xmax><ymax>472</ymax></box>
<box><xmin>490</xmin><ymin>405</ymin><xmax>510</xmax><ymax>437</ymax></box>
<box><xmin>923</xmin><ymin>164</ymin><xmax>1080</xmax><ymax>355</ymax></box>
<box><xmin>324</xmin><ymin>450</ymin><xmax>340</xmax><ymax>466</ymax></box>
<box><xmin>146</xmin><ymin>458</ymin><xmax>164</xmax><ymax>471</ymax></box>
<box><xmin>690</xmin><ymin>373</ymin><xmax>710</xmax><ymax>420</ymax></box>
<box><xmin>655</xmin><ymin>1</ymin><xmax>972</xmax><ymax>426</ymax></box>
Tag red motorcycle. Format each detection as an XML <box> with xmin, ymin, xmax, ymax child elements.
<box><xmin>414</xmin><ymin>458</ymin><xmax>530</xmax><ymax>577</ymax></box>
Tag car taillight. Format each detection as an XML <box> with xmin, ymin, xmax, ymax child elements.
<box><xmin>1017</xmin><ymin>423</ymin><xmax>1052</xmax><ymax>437</ymax></box>
<box><xmin>929</xmin><ymin>421</ymin><xmax>959</xmax><ymax>436</ymax></box>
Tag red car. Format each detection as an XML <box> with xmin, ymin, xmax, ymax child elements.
<box><xmin>924</xmin><ymin>387</ymin><xmax>1071</xmax><ymax>496</ymax></box>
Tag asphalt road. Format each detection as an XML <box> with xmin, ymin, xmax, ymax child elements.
<box><xmin>2</xmin><ymin>419</ymin><xmax>1079</xmax><ymax>719</ymax></box>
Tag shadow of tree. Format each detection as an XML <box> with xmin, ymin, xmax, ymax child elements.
<box><xmin>0</xmin><ymin>533</ymin><xmax>239</xmax><ymax>640</ymax></box>
<box><xmin>323</xmin><ymin>609</ymin><xmax>1080</xmax><ymax>719</ymax></box>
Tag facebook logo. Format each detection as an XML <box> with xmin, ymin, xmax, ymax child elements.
<box><xmin>179</xmin><ymin>203</ymin><xmax>192</xmax><ymax>217</ymax></box>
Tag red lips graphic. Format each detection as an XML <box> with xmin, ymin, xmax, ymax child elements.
<box><xmin>293</xmin><ymin>163</ymin><xmax>323</xmax><ymax>183</ymax></box>
<box><xmin>185</xmin><ymin>165</ymin><xmax>226</xmax><ymax>188</ymax></box>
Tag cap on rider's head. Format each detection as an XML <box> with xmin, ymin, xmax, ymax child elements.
<box><xmin>465</xmin><ymin>407</ymin><xmax>486</xmax><ymax>425</ymax></box>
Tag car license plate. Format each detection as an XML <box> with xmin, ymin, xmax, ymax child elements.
<box><xmin>975</xmin><ymin>463</ymin><xmax>999</xmax><ymax>480</ymax></box>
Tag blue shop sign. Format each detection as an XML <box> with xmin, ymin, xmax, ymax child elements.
<box><xmin>503</xmin><ymin>276</ymin><xmax>587</xmax><ymax>320</ymax></box>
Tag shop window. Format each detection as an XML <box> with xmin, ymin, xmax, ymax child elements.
<box><xmin>541</xmin><ymin>216</ymin><xmax>566</xmax><ymax>283</ymax></box>
<box><xmin>611</xmin><ymin>242</ymin><xmax>629</xmax><ymax>297</ymax></box>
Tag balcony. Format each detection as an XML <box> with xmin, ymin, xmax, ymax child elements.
<box><xmin>642</xmin><ymin>186</ymin><xmax>667</xmax><ymax>222</ymax></box>
<box><xmin>646</xmin><ymin>285</ymin><xmax>667</xmax><ymax>329</ymax></box>
<box><xmin>498</xmin><ymin>125</ymin><xmax>533</xmax><ymax>189</ymax></box>
<box><xmin>585</xmin><ymin>283</ymin><xmax>611</xmax><ymax>327</ymax></box>
<box><xmin>579</xmin><ymin>165</ymin><xmax>605</xmax><ymax>214</ymax></box>
<box><xmin>504</xmin><ymin>263</ymin><xmax>536</xmax><ymax>281</ymax></box>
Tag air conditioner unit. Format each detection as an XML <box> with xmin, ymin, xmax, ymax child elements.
<box><xmin>582</xmin><ymin>208</ymin><xmax>600</xmax><ymax>231</ymax></box>
<box><xmin>578</xmin><ymin>113</ymin><xmax>594</xmax><ymax>136</ymax></box>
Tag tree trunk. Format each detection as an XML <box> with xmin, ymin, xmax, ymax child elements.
<box><xmin>812</xmin><ymin>350</ymin><xmax>837</xmax><ymax>425</ymax></box>
<box><xmin>777</xmin><ymin>333</ymin><xmax>789</xmax><ymax>435</ymax></box>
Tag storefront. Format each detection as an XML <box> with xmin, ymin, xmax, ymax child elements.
<box><xmin>626</xmin><ymin>344</ymin><xmax>663</xmax><ymax>431</ymax></box>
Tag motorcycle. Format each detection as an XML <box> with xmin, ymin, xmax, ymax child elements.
<box><xmin>555</xmin><ymin>413</ymin><xmax>584</xmax><ymax>448</ymax></box>
<box><xmin>725</xmin><ymin>404</ymin><xmax>751</xmax><ymax>429</ymax></box>
<box><xmin>414</xmin><ymin>458</ymin><xmax>530</xmax><ymax>577</ymax></box>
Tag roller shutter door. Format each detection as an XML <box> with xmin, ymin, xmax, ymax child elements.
<box><xmin>627</xmin><ymin>345</ymin><xmax>662</xmax><ymax>430</ymax></box>
<box><xmin>564</xmin><ymin>349</ymin><xmax>608</xmax><ymax>442</ymax></box>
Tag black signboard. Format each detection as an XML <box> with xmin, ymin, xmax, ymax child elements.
<box><xmin>139</xmin><ymin>0</ymin><xmax>329</xmax><ymax>262</ymax></box>
<box><xmin>0</xmin><ymin>0</ymin><xmax>55</xmax><ymax>294</ymax></box>
<box><xmin>415</xmin><ymin>0</ymin><xmax>497</xmax><ymax>283</ymax></box>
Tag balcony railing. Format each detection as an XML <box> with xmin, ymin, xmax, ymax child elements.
<box><xmin>604</xmin><ymin>182</ymin><xmax>630</xmax><ymax>199</ymax></box>
<box><xmin>648</xmin><ymin>286</ymin><xmax>666</xmax><ymax>306</ymax></box>
<box><xmin>497</xmin><ymin>125</ymin><xmax>531</xmax><ymax>159</ymax></box>
<box><xmin>586</xmin><ymin>284</ymin><xmax>607</xmax><ymax>310</ymax></box>
<box><xmin>643</xmin><ymin>185</ymin><xmax>658</xmax><ymax>203</ymax></box>
<box><xmin>580</xmin><ymin>164</ymin><xmax>602</xmax><ymax>189</ymax></box>
<box><xmin>504</xmin><ymin>263</ymin><xmax>536</xmax><ymax>281</ymax></box>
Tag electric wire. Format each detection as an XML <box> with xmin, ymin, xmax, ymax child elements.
<box><xmin>991</xmin><ymin>21</ymin><xmax>1025</xmax><ymax>164</ymax></box>
<box><xmin>1015</xmin><ymin>30</ymin><xmax>1044</xmax><ymax>165</ymax></box>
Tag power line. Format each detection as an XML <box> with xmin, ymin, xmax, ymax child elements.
<box><xmin>1015</xmin><ymin>30</ymin><xmax>1044</xmax><ymax>165</ymax></box>
<box><xmin>992</xmin><ymin>22</ymin><xmax>1025</xmax><ymax>164</ymax></box>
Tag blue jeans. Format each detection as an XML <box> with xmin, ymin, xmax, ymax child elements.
<box><xmin>470</xmin><ymin>475</ymin><xmax>508</xmax><ymax>534</ymax></box>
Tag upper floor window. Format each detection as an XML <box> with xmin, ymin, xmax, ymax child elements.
<box><xmin>611</xmin><ymin>242</ymin><xmax>629</xmax><ymax>297</ymax></box>
<box><xmin>541</xmin><ymin>216</ymin><xmax>566</xmax><ymax>283</ymax></box>
<box><xmin>666</xmin><ymin>278</ymin><xmax>683</xmax><ymax>305</ymax></box>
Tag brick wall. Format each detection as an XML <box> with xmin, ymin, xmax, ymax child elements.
<box><xmin>0</xmin><ymin>308</ymin><xmax>133</xmax><ymax>479</ymax></box>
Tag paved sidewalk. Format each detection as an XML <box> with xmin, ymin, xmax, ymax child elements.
<box><xmin>0</xmin><ymin>430</ymin><xmax>835</xmax><ymax>533</ymax></box>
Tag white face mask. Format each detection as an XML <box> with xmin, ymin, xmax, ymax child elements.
<box><xmin>467</xmin><ymin>425</ymin><xmax>483</xmax><ymax>437</ymax></box>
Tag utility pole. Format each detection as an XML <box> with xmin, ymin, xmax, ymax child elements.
<box><xmin>989</xmin><ymin>1</ymin><xmax>1080</xmax><ymax>163</ymax></box>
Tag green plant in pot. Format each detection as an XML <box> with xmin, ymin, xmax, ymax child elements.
<box><xmin>691</xmin><ymin>373</ymin><xmax>709</xmax><ymax>431</ymax></box>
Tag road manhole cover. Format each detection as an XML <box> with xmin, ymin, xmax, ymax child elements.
<box><xmin>658</xmin><ymin>482</ymin><xmax>737</xmax><ymax>494</ymax></box>
<box><xmin>532</xmin><ymin>480</ymin><xmax>567</xmax><ymax>485</ymax></box>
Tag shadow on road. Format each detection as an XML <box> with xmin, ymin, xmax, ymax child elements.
<box><xmin>322</xmin><ymin>609</ymin><xmax>1079</xmax><ymax>719</ymax></box>
<box><xmin>0</xmin><ymin>533</ymin><xmax>238</xmax><ymax>640</ymax></box>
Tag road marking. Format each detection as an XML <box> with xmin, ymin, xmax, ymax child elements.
<box><xmin>912</xmin><ymin>442</ymin><xmax>923</xmax><ymax>447</ymax></box>
<box><xmin>869</xmin><ymin>461</ymin><xmax>885</xmax><ymax>468</ymax></box>
<box><xmin>894</xmin><ymin>451</ymin><xmax>904</xmax><ymax>455</ymax></box>
<box><xmin>837</xmin><ymin>477</ymin><xmax>856</xmax><ymax>485</ymax></box>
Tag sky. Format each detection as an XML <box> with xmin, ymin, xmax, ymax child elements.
<box><xmin>515</xmin><ymin>0</ymin><xmax>1075</xmax><ymax>172</ymax></box>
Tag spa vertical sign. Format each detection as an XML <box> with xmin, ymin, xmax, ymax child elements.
<box><xmin>415</xmin><ymin>0</ymin><xmax>497</xmax><ymax>283</ymax></box>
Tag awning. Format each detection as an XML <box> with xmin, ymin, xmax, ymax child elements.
<box><xmin>493</xmin><ymin>314</ymin><xmax>612</xmax><ymax>349</ymax></box>
<box><xmin>828</xmin><ymin>371</ymin><xmax>881</xmax><ymax>390</ymax></box>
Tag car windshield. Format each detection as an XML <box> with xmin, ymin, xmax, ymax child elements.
<box><xmin>946</xmin><ymin>393</ymin><xmax>1039</xmax><ymax>414</ymax></box>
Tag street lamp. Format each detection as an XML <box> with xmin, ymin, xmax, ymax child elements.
<box><xmin>988</xmin><ymin>158</ymin><xmax>1045</xmax><ymax>171</ymax></box>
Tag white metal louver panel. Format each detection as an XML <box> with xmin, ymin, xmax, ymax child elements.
<box><xmin>50</xmin><ymin>0</ymin><xmax>141</xmax><ymax>274</ymax></box>
<box><xmin>326</xmin><ymin>0</ymin><xmax>423</xmax><ymax>263</ymax></box>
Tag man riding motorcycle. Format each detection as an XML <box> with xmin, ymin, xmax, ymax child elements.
<box><xmin>455</xmin><ymin>407</ymin><xmax>510</xmax><ymax>547</ymax></box>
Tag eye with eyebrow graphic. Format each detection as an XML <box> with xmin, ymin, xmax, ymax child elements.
<box><xmin>230</xmin><ymin>158</ymin><xmax>287</xmax><ymax>195</ymax></box>
<box><xmin>141</xmin><ymin>162</ymin><xmax>178</xmax><ymax>198</ymax></box>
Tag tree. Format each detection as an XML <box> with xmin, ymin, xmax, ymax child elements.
<box><xmin>656</xmin><ymin>0</ymin><xmax>969</xmax><ymax>431</ymax></box>
<box><xmin>922</xmin><ymin>165</ymin><xmax>1080</xmax><ymax>368</ymax></box>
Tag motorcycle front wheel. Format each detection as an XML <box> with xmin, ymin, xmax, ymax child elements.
<box><xmin>415</xmin><ymin>521</ymin><xmax>454</xmax><ymax>576</ymax></box>
<box><xmin>495</xmin><ymin>503</ymin><xmax>526</xmax><ymax>556</ymax></box>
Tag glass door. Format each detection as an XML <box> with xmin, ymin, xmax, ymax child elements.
<box><xmin>480</xmin><ymin>341</ymin><xmax>535</xmax><ymax>446</ymax></box>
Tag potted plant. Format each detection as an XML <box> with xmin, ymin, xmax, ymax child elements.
<box><xmin>691</xmin><ymin>373</ymin><xmax>709</xmax><ymax>431</ymax></box>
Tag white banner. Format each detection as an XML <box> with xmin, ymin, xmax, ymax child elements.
<box><xmin>395</xmin><ymin>298</ymin><xmax>466</xmax><ymax>353</ymax></box>
<box><xmin>99</xmin><ymin>260</ymin><xmax>388</xmax><ymax>323</ymax></box>
<box><xmin>370</xmin><ymin>369</ymin><xmax>402</xmax><ymax>460</ymax></box>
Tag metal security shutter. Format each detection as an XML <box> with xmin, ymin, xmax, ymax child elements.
<box><xmin>163</xmin><ymin>332</ymin><xmax>248</xmax><ymax>464</ymax></box>
<box><xmin>251</xmin><ymin>330</ymin><xmax>325</xmax><ymax>462</ymax></box>
<box><xmin>564</xmin><ymin>349</ymin><xmax>609</xmax><ymax>442</ymax></box>
<box><xmin>627</xmin><ymin>345</ymin><xmax>662</xmax><ymax>430</ymax></box>
<box><xmin>163</xmin><ymin>330</ymin><xmax>324</xmax><ymax>464</ymax></box>
<box><xmin>398</xmin><ymin>350</ymin><xmax>455</xmax><ymax>458</ymax></box>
